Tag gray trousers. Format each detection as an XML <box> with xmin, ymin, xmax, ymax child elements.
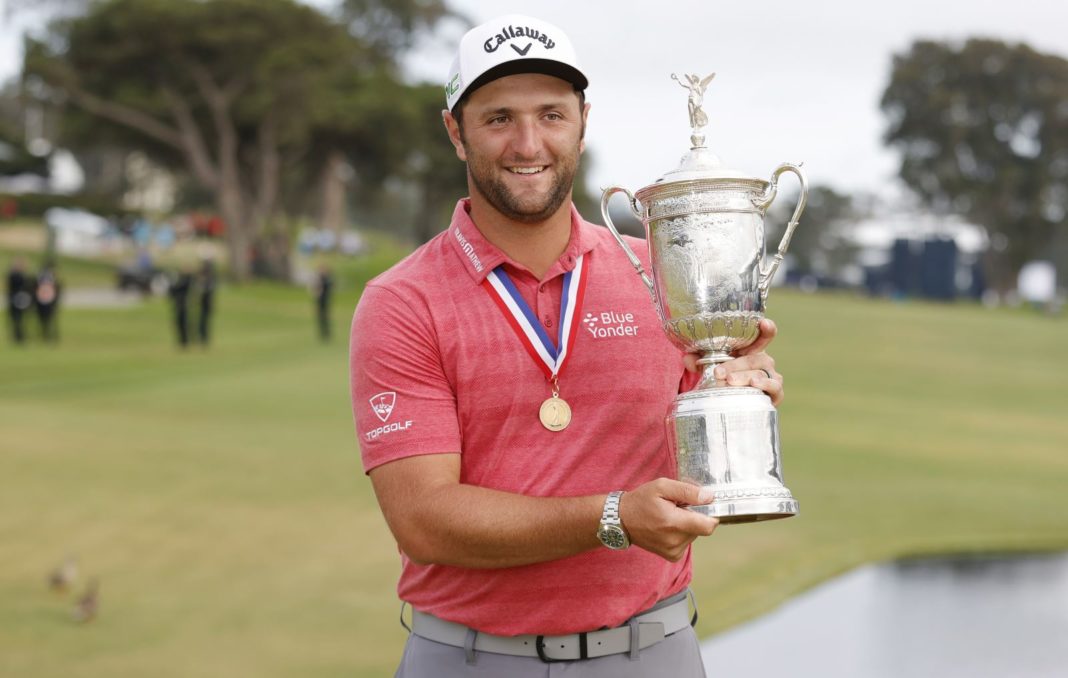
<box><xmin>394</xmin><ymin>624</ymin><xmax>707</xmax><ymax>677</ymax></box>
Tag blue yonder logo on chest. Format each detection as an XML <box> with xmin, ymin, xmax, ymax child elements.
<box><xmin>584</xmin><ymin>310</ymin><xmax>640</xmax><ymax>339</ymax></box>
<box><xmin>484</xmin><ymin>24</ymin><xmax>556</xmax><ymax>55</ymax></box>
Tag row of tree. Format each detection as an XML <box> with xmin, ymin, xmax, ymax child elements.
<box><xmin>9</xmin><ymin>2</ymin><xmax>1068</xmax><ymax>289</ymax></box>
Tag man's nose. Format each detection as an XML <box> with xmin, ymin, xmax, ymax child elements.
<box><xmin>509</xmin><ymin>118</ymin><xmax>542</xmax><ymax>158</ymax></box>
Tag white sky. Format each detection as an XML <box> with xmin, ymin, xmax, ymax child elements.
<box><xmin>409</xmin><ymin>0</ymin><xmax>1068</xmax><ymax>199</ymax></box>
<box><xmin>3</xmin><ymin>0</ymin><xmax>1067</xmax><ymax>200</ymax></box>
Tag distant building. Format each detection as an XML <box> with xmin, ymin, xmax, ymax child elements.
<box><xmin>848</xmin><ymin>213</ymin><xmax>988</xmax><ymax>301</ymax></box>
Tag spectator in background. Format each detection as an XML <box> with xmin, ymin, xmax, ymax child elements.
<box><xmin>196</xmin><ymin>258</ymin><xmax>217</xmax><ymax>346</ymax></box>
<box><xmin>34</xmin><ymin>261</ymin><xmax>62</xmax><ymax>343</ymax></box>
<box><xmin>169</xmin><ymin>266</ymin><xmax>193</xmax><ymax>349</ymax></box>
<box><xmin>0</xmin><ymin>198</ymin><xmax>17</xmax><ymax>220</ymax></box>
<box><xmin>313</xmin><ymin>264</ymin><xmax>333</xmax><ymax>342</ymax></box>
<box><xmin>134</xmin><ymin>247</ymin><xmax>156</xmax><ymax>297</ymax></box>
<box><xmin>136</xmin><ymin>247</ymin><xmax>153</xmax><ymax>274</ymax></box>
<box><xmin>5</xmin><ymin>256</ymin><xmax>33</xmax><ymax>345</ymax></box>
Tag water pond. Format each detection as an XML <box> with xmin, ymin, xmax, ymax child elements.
<box><xmin>701</xmin><ymin>552</ymin><xmax>1068</xmax><ymax>677</ymax></box>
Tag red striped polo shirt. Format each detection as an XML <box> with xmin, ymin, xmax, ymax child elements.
<box><xmin>349</xmin><ymin>199</ymin><xmax>697</xmax><ymax>636</ymax></box>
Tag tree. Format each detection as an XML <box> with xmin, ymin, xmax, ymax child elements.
<box><xmin>881</xmin><ymin>39</ymin><xmax>1068</xmax><ymax>290</ymax></box>
<box><xmin>0</xmin><ymin>82</ymin><xmax>48</xmax><ymax>178</ymax></box>
<box><xmin>276</xmin><ymin>72</ymin><xmax>467</xmax><ymax>245</ymax></box>
<box><xmin>287</xmin><ymin>0</ymin><xmax>464</xmax><ymax>242</ymax></box>
<box><xmin>340</xmin><ymin>0</ymin><xmax>459</xmax><ymax>61</ymax></box>
<box><xmin>0</xmin><ymin>128</ymin><xmax>49</xmax><ymax>179</ymax></box>
<box><xmin>389</xmin><ymin>82</ymin><xmax>473</xmax><ymax>243</ymax></box>
<box><xmin>767</xmin><ymin>184</ymin><xmax>857</xmax><ymax>283</ymax></box>
<box><xmin>23</xmin><ymin>0</ymin><xmax>454</xmax><ymax>280</ymax></box>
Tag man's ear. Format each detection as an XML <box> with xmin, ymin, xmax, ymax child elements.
<box><xmin>442</xmin><ymin>110</ymin><xmax>467</xmax><ymax>162</ymax></box>
<box><xmin>579</xmin><ymin>101</ymin><xmax>591</xmax><ymax>154</ymax></box>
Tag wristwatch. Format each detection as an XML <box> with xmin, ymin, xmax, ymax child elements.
<box><xmin>596</xmin><ymin>491</ymin><xmax>630</xmax><ymax>550</ymax></box>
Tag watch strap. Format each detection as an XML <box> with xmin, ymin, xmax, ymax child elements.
<box><xmin>602</xmin><ymin>490</ymin><xmax>624</xmax><ymax>525</ymax></box>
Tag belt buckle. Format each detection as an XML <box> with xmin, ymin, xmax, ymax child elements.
<box><xmin>535</xmin><ymin>632</ymin><xmax>588</xmax><ymax>663</ymax></box>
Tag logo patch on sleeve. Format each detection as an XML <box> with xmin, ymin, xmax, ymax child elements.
<box><xmin>365</xmin><ymin>391</ymin><xmax>413</xmax><ymax>441</ymax></box>
<box><xmin>369</xmin><ymin>392</ymin><xmax>396</xmax><ymax>422</ymax></box>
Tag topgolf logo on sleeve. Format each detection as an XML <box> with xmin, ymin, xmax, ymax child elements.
<box><xmin>369</xmin><ymin>392</ymin><xmax>396</xmax><ymax>422</ymax></box>
<box><xmin>365</xmin><ymin>392</ymin><xmax>413</xmax><ymax>442</ymax></box>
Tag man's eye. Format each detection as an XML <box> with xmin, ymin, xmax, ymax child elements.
<box><xmin>545</xmin><ymin>113</ymin><xmax>562</xmax><ymax>121</ymax></box>
<box><xmin>488</xmin><ymin>116</ymin><xmax>509</xmax><ymax>125</ymax></box>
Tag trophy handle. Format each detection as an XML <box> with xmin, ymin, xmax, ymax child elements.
<box><xmin>757</xmin><ymin>163</ymin><xmax>809</xmax><ymax>303</ymax></box>
<box><xmin>600</xmin><ymin>186</ymin><xmax>656</xmax><ymax>303</ymax></box>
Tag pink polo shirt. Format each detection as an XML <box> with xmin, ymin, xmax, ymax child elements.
<box><xmin>350</xmin><ymin>199</ymin><xmax>698</xmax><ymax>636</ymax></box>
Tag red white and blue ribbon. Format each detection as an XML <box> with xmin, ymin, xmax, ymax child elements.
<box><xmin>481</xmin><ymin>255</ymin><xmax>588</xmax><ymax>383</ymax></box>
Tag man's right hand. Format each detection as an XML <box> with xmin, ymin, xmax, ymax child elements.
<box><xmin>618</xmin><ymin>479</ymin><xmax>719</xmax><ymax>561</ymax></box>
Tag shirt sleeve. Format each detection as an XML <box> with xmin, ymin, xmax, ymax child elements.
<box><xmin>349</xmin><ymin>283</ymin><xmax>462</xmax><ymax>473</ymax></box>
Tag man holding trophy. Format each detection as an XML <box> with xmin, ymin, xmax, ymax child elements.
<box><xmin>350</xmin><ymin>13</ymin><xmax>798</xmax><ymax>677</ymax></box>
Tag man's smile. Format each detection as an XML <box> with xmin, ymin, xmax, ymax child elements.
<box><xmin>508</xmin><ymin>166</ymin><xmax>548</xmax><ymax>175</ymax></box>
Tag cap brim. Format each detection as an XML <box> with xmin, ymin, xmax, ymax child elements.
<box><xmin>452</xmin><ymin>59</ymin><xmax>588</xmax><ymax>111</ymax></box>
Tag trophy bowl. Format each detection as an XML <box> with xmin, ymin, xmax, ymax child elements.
<box><xmin>639</xmin><ymin>177</ymin><xmax>772</xmax><ymax>365</ymax></box>
<box><xmin>601</xmin><ymin>72</ymin><xmax>808</xmax><ymax>523</ymax></box>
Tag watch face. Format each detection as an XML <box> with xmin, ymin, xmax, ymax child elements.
<box><xmin>599</xmin><ymin>525</ymin><xmax>628</xmax><ymax>550</ymax></box>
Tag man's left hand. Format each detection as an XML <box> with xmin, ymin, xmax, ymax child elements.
<box><xmin>684</xmin><ymin>318</ymin><xmax>784</xmax><ymax>406</ymax></box>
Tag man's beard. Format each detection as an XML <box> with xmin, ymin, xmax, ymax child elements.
<box><xmin>464</xmin><ymin>145</ymin><xmax>580</xmax><ymax>224</ymax></box>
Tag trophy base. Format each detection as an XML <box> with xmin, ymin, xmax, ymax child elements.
<box><xmin>669</xmin><ymin>386</ymin><xmax>798</xmax><ymax>526</ymax></box>
<box><xmin>687</xmin><ymin>494</ymin><xmax>798</xmax><ymax>524</ymax></box>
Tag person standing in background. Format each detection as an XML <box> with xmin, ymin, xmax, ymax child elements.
<box><xmin>5</xmin><ymin>256</ymin><xmax>33</xmax><ymax>345</ymax></box>
<box><xmin>34</xmin><ymin>261</ymin><xmax>62</xmax><ymax>343</ymax></box>
<box><xmin>169</xmin><ymin>266</ymin><xmax>193</xmax><ymax>349</ymax></box>
<box><xmin>313</xmin><ymin>264</ymin><xmax>333</xmax><ymax>342</ymax></box>
<box><xmin>196</xmin><ymin>258</ymin><xmax>217</xmax><ymax>347</ymax></box>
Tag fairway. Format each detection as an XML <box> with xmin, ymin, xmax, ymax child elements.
<box><xmin>2</xmin><ymin>258</ymin><xmax>1066</xmax><ymax>677</ymax></box>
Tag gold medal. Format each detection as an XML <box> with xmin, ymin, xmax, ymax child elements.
<box><xmin>539</xmin><ymin>395</ymin><xmax>572</xmax><ymax>432</ymax></box>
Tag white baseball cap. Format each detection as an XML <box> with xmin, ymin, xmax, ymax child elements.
<box><xmin>445</xmin><ymin>14</ymin><xmax>588</xmax><ymax>111</ymax></box>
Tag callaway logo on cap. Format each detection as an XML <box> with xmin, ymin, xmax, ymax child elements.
<box><xmin>445</xmin><ymin>14</ymin><xmax>588</xmax><ymax>111</ymax></box>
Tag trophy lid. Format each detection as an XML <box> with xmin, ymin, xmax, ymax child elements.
<box><xmin>650</xmin><ymin>73</ymin><xmax>763</xmax><ymax>186</ymax></box>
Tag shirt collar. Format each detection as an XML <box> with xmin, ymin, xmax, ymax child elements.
<box><xmin>446</xmin><ymin>198</ymin><xmax>599</xmax><ymax>284</ymax></box>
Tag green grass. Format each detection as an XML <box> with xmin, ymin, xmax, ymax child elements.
<box><xmin>690</xmin><ymin>293</ymin><xmax>1068</xmax><ymax>635</ymax></box>
<box><xmin>1</xmin><ymin>241</ymin><xmax>1066</xmax><ymax>677</ymax></box>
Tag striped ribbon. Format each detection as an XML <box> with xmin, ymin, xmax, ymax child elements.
<box><xmin>481</xmin><ymin>255</ymin><xmax>588</xmax><ymax>382</ymax></box>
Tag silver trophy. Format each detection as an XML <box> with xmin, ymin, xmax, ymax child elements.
<box><xmin>602</xmin><ymin>72</ymin><xmax>808</xmax><ymax>523</ymax></box>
